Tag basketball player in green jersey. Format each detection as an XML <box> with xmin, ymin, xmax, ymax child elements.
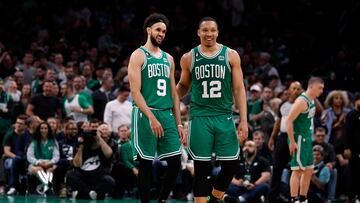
<box><xmin>177</xmin><ymin>17</ymin><xmax>248</xmax><ymax>203</ymax></box>
<box><xmin>286</xmin><ymin>77</ymin><xmax>324</xmax><ymax>203</ymax></box>
<box><xmin>128</xmin><ymin>13</ymin><xmax>185</xmax><ymax>203</ymax></box>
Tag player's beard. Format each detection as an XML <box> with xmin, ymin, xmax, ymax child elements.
<box><xmin>150</xmin><ymin>35</ymin><xmax>162</xmax><ymax>47</ymax></box>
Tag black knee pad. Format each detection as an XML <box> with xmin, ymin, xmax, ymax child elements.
<box><xmin>193</xmin><ymin>161</ymin><xmax>213</xmax><ymax>197</ymax></box>
<box><xmin>164</xmin><ymin>155</ymin><xmax>181</xmax><ymax>171</ymax></box>
<box><xmin>213</xmin><ymin>160</ymin><xmax>239</xmax><ymax>191</ymax></box>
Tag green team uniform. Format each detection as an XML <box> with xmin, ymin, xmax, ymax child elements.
<box><xmin>188</xmin><ymin>44</ymin><xmax>239</xmax><ymax>161</ymax></box>
<box><xmin>289</xmin><ymin>93</ymin><xmax>315</xmax><ymax>170</ymax></box>
<box><xmin>131</xmin><ymin>46</ymin><xmax>181</xmax><ymax>160</ymax></box>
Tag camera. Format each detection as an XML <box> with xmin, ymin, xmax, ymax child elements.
<box><xmin>79</xmin><ymin>129</ymin><xmax>97</xmax><ymax>144</ymax></box>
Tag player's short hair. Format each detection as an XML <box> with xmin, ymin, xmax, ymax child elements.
<box><xmin>143</xmin><ymin>13</ymin><xmax>169</xmax><ymax>32</ymax></box>
<box><xmin>308</xmin><ymin>76</ymin><xmax>324</xmax><ymax>86</ymax></box>
<box><xmin>198</xmin><ymin>16</ymin><xmax>217</xmax><ymax>28</ymax></box>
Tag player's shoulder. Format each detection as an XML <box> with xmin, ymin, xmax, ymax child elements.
<box><xmin>164</xmin><ymin>51</ymin><xmax>174</xmax><ymax>61</ymax></box>
<box><xmin>130</xmin><ymin>48</ymin><xmax>146</xmax><ymax>58</ymax></box>
<box><xmin>181</xmin><ymin>49</ymin><xmax>193</xmax><ymax>59</ymax></box>
<box><xmin>226</xmin><ymin>46</ymin><xmax>240</xmax><ymax>58</ymax></box>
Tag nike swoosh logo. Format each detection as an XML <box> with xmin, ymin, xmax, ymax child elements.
<box><xmin>195</xmin><ymin>58</ymin><xmax>202</xmax><ymax>62</ymax></box>
<box><xmin>227</xmin><ymin>117</ymin><xmax>232</xmax><ymax>120</ymax></box>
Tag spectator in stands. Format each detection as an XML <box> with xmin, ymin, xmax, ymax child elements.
<box><xmin>53</xmin><ymin>53</ymin><xmax>66</xmax><ymax>82</ymax></box>
<box><xmin>92</xmin><ymin>77</ymin><xmax>115</xmax><ymax>121</ymax></box>
<box><xmin>308</xmin><ymin>145</ymin><xmax>330</xmax><ymax>203</ymax></box>
<box><xmin>81</xmin><ymin>64</ymin><xmax>94</xmax><ymax>84</ymax></box>
<box><xmin>0</xmin><ymin>77</ymin><xmax>13</xmax><ymax>155</ymax></box>
<box><xmin>5</xmin><ymin>80</ymin><xmax>21</xmax><ymax>103</ymax></box>
<box><xmin>15</xmin><ymin>51</ymin><xmax>35</xmax><ymax>85</ymax></box>
<box><xmin>0</xmin><ymin>115</ymin><xmax>28</xmax><ymax>195</ymax></box>
<box><xmin>31</xmin><ymin>64</ymin><xmax>47</xmax><ymax>94</ymax></box>
<box><xmin>47</xmin><ymin>117</ymin><xmax>64</xmax><ymax>141</ymax></box>
<box><xmin>251</xmin><ymin>87</ymin><xmax>275</xmax><ymax>137</ymax></box>
<box><xmin>112</xmin><ymin>124</ymin><xmax>137</xmax><ymax>198</ymax></box>
<box><xmin>66</xmin><ymin>122</ymin><xmax>115</xmax><ymax>200</ymax></box>
<box><xmin>55</xmin><ymin>121</ymin><xmax>79</xmax><ymax>198</ymax></box>
<box><xmin>252</xmin><ymin>130</ymin><xmax>272</xmax><ymax>165</ymax></box>
<box><xmin>26</xmin><ymin>80</ymin><xmax>62</xmax><ymax>120</ymax></box>
<box><xmin>0</xmin><ymin>51</ymin><xmax>16</xmax><ymax>79</ymax></box>
<box><xmin>13</xmin><ymin>71</ymin><xmax>24</xmax><ymax>93</ymax></box>
<box><xmin>312</xmin><ymin>126</ymin><xmax>337</xmax><ymax>201</ymax></box>
<box><xmin>248</xmin><ymin>84</ymin><xmax>262</xmax><ymax>133</ymax></box>
<box><xmin>103</xmin><ymin>83</ymin><xmax>131</xmax><ymax>133</ymax></box>
<box><xmin>321</xmin><ymin>90</ymin><xmax>351</xmax><ymax>143</ymax></box>
<box><xmin>344</xmin><ymin>93</ymin><xmax>360</xmax><ymax>203</ymax></box>
<box><xmin>63</xmin><ymin>82</ymin><xmax>94</xmax><ymax>123</ymax></box>
<box><xmin>224</xmin><ymin>140</ymin><xmax>271</xmax><ymax>203</ymax></box>
<box><xmin>26</xmin><ymin>122</ymin><xmax>60</xmax><ymax>195</ymax></box>
<box><xmin>73</xmin><ymin>76</ymin><xmax>93</xmax><ymax>105</ymax></box>
<box><xmin>254</xmin><ymin>52</ymin><xmax>280</xmax><ymax>85</ymax></box>
<box><xmin>62</xmin><ymin>62</ymin><xmax>76</xmax><ymax>85</ymax></box>
<box><xmin>20</xmin><ymin>84</ymin><xmax>32</xmax><ymax>109</ymax></box>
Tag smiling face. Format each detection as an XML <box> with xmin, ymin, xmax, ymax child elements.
<box><xmin>39</xmin><ymin>123</ymin><xmax>49</xmax><ymax>138</ymax></box>
<box><xmin>147</xmin><ymin>22</ymin><xmax>167</xmax><ymax>47</ymax></box>
<box><xmin>197</xmin><ymin>20</ymin><xmax>219</xmax><ymax>48</ymax></box>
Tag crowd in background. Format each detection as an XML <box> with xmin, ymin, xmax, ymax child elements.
<box><xmin>0</xmin><ymin>0</ymin><xmax>360</xmax><ymax>202</ymax></box>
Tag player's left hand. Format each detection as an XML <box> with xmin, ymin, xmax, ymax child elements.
<box><xmin>178</xmin><ymin>125</ymin><xmax>187</xmax><ymax>146</ymax></box>
<box><xmin>237</xmin><ymin>120</ymin><xmax>248</xmax><ymax>145</ymax></box>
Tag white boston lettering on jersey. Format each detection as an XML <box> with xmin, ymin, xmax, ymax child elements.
<box><xmin>148</xmin><ymin>64</ymin><xmax>170</xmax><ymax>78</ymax></box>
<box><xmin>194</xmin><ymin>64</ymin><xmax>226</xmax><ymax>80</ymax></box>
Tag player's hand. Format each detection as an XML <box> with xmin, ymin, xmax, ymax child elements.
<box><xmin>178</xmin><ymin>125</ymin><xmax>187</xmax><ymax>146</ymax></box>
<box><xmin>132</xmin><ymin>168</ymin><xmax>139</xmax><ymax>176</ymax></box>
<box><xmin>149</xmin><ymin>116</ymin><xmax>164</xmax><ymax>138</ymax></box>
<box><xmin>268</xmin><ymin>136</ymin><xmax>275</xmax><ymax>151</ymax></box>
<box><xmin>289</xmin><ymin>141</ymin><xmax>298</xmax><ymax>155</ymax></box>
<box><xmin>237</xmin><ymin>121</ymin><xmax>248</xmax><ymax>145</ymax></box>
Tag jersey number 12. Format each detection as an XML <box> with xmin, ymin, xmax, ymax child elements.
<box><xmin>201</xmin><ymin>80</ymin><xmax>221</xmax><ymax>98</ymax></box>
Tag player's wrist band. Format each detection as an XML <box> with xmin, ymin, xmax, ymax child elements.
<box><xmin>177</xmin><ymin>124</ymin><xmax>183</xmax><ymax>128</ymax></box>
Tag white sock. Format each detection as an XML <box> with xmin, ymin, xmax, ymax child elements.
<box><xmin>36</xmin><ymin>170</ymin><xmax>48</xmax><ymax>185</ymax></box>
<box><xmin>47</xmin><ymin>172</ymin><xmax>53</xmax><ymax>183</ymax></box>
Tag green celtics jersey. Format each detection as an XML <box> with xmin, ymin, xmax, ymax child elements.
<box><xmin>189</xmin><ymin>44</ymin><xmax>233</xmax><ymax>119</ymax></box>
<box><xmin>293</xmin><ymin>93</ymin><xmax>316</xmax><ymax>137</ymax></box>
<box><xmin>138</xmin><ymin>46</ymin><xmax>173</xmax><ymax>109</ymax></box>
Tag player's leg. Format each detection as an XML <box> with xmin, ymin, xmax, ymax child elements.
<box><xmin>210</xmin><ymin>115</ymin><xmax>240</xmax><ymax>202</ymax></box>
<box><xmin>138</xmin><ymin>156</ymin><xmax>153</xmax><ymax>203</ymax></box>
<box><xmin>131</xmin><ymin>107</ymin><xmax>158</xmax><ymax>203</ymax></box>
<box><xmin>131</xmin><ymin>107</ymin><xmax>157</xmax><ymax>160</ymax></box>
<box><xmin>157</xmin><ymin>109</ymin><xmax>182</xmax><ymax>202</ymax></box>
<box><xmin>187</xmin><ymin>116</ymin><xmax>215</xmax><ymax>203</ymax></box>
<box><xmin>299</xmin><ymin>136</ymin><xmax>314</xmax><ymax>202</ymax></box>
<box><xmin>157</xmin><ymin>155</ymin><xmax>181</xmax><ymax>202</ymax></box>
<box><xmin>193</xmin><ymin>160</ymin><xmax>213</xmax><ymax>203</ymax></box>
<box><xmin>209</xmin><ymin>160</ymin><xmax>239</xmax><ymax>203</ymax></box>
<box><xmin>290</xmin><ymin>170</ymin><xmax>302</xmax><ymax>203</ymax></box>
<box><xmin>299</xmin><ymin>168</ymin><xmax>313</xmax><ymax>201</ymax></box>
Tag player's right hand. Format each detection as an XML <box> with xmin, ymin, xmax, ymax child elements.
<box><xmin>289</xmin><ymin>141</ymin><xmax>298</xmax><ymax>155</ymax></box>
<box><xmin>268</xmin><ymin>137</ymin><xmax>275</xmax><ymax>151</ymax></box>
<box><xmin>149</xmin><ymin>117</ymin><xmax>164</xmax><ymax>138</ymax></box>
